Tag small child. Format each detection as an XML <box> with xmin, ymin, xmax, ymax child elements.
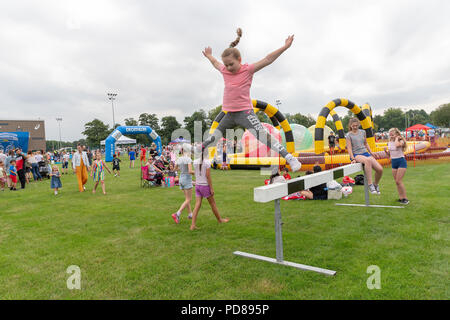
<box><xmin>0</xmin><ymin>161</ymin><xmax>6</xmax><ymax>191</ymax></box>
<box><xmin>50</xmin><ymin>165</ymin><xmax>62</xmax><ymax>195</ymax></box>
<box><xmin>166</xmin><ymin>162</ymin><xmax>178</xmax><ymax>187</ymax></box>
<box><xmin>282</xmin><ymin>167</ymin><xmax>291</xmax><ymax>180</ymax></box>
<box><xmin>91</xmin><ymin>152</ymin><xmax>112</xmax><ymax>195</ymax></box>
<box><xmin>9</xmin><ymin>160</ymin><xmax>17</xmax><ymax>191</ymax></box>
<box><xmin>190</xmin><ymin>151</ymin><xmax>229</xmax><ymax>230</ymax></box>
<box><xmin>112</xmin><ymin>154</ymin><xmax>121</xmax><ymax>177</ymax></box>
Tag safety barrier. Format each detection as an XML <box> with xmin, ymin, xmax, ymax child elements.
<box><xmin>234</xmin><ymin>163</ymin><xmax>403</xmax><ymax>276</ymax></box>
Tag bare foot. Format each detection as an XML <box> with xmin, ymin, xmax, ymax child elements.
<box><xmin>92</xmin><ymin>190</ymin><xmax>96</xmax><ymax>194</ymax></box>
<box><xmin>190</xmin><ymin>225</ymin><xmax>199</xmax><ymax>231</ymax></box>
<box><xmin>219</xmin><ymin>218</ymin><xmax>229</xmax><ymax>224</ymax></box>
<box><xmin>103</xmin><ymin>192</ymin><xmax>107</xmax><ymax>195</ymax></box>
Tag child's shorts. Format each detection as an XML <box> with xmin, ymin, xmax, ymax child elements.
<box><xmin>10</xmin><ymin>175</ymin><xmax>17</xmax><ymax>183</ymax></box>
<box><xmin>195</xmin><ymin>185</ymin><xmax>212</xmax><ymax>198</ymax></box>
<box><xmin>62</xmin><ymin>161</ymin><xmax>68</xmax><ymax>169</ymax></box>
<box><xmin>179</xmin><ymin>174</ymin><xmax>192</xmax><ymax>190</ymax></box>
<box><xmin>392</xmin><ymin>157</ymin><xmax>407</xmax><ymax>169</ymax></box>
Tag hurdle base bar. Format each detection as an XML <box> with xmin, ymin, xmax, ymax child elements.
<box><xmin>233</xmin><ymin>251</ymin><xmax>337</xmax><ymax>276</ymax></box>
<box><xmin>335</xmin><ymin>203</ymin><xmax>404</xmax><ymax>209</ymax></box>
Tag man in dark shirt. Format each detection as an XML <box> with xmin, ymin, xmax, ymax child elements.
<box><xmin>328</xmin><ymin>132</ymin><xmax>336</xmax><ymax>155</ymax></box>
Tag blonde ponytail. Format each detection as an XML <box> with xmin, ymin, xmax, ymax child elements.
<box><xmin>222</xmin><ymin>28</ymin><xmax>242</xmax><ymax>59</ymax></box>
<box><xmin>229</xmin><ymin>28</ymin><xmax>242</xmax><ymax>48</ymax></box>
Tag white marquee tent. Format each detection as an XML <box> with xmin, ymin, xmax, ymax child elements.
<box><xmin>100</xmin><ymin>135</ymin><xmax>136</xmax><ymax>146</ymax></box>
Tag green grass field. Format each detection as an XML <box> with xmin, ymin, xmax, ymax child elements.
<box><xmin>1</xmin><ymin>158</ymin><xmax>449</xmax><ymax>299</ymax></box>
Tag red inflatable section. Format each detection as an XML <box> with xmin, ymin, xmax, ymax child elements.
<box><xmin>242</xmin><ymin>123</ymin><xmax>282</xmax><ymax>158</ymax></box>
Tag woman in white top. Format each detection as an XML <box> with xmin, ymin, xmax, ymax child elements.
<box><xmin>384</xmin><ymin>128</ymin><xmax>409</xmax><ymax>205</ymax></box>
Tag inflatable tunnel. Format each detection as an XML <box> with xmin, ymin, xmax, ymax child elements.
<box><xmin>314</xmin><ymin>98</ymin><xmax>375</xmax><ymax>154</ymax></box>
<box><xmin>104</xmin><ymin>126</ymin><xmax>162</xmax><ymax>162</ymax></box>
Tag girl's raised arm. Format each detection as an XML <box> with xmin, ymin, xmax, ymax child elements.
<box><xmin>254</xmin><ymin>35</ymin><xmax>294</xmax><ymax>73</ymax></box>
<box><xmin>202</xmin><ymin>47</ymin><xmax>222</xmax><ymax>71</ymax></box>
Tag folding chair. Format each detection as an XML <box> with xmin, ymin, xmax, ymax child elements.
<box><xmin>141</xmin><ymin>166</ymin><xmax>155</xmax><ymax>188</ymax></box>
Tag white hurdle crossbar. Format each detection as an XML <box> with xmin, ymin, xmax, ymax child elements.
<box><xmin>234</xmin><ymin>163</ymin><xmax>402</xmax><ymax>276</ymax></box>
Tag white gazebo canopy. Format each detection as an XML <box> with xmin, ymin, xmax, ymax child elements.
<box><xmin>101</xmin><ymin>135</ymin><xmax>136</xmax><ymax>145</ymax></box>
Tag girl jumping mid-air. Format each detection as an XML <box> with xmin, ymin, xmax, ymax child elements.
<box><xmin>201</xmin><ymin>28</ymin><xmax>301</xmax><ymax>172</ymax></box>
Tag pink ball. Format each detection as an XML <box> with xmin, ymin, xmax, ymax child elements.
<box><xmin>242</xmin><ymin>123</ymin><xmax>281</xmax><ymax>157</ymax></box>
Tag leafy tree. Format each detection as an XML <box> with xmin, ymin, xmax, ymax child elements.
<box><xmin>405</xmin><ymin>109</ymin><xmax>430</xmax><ymax>127</ymax></box>
<box><xmin>137</xmin><ymin>113</ymin><xmax>160</xmax><ymax>145</ymax></box>
<box><xmin>138</xmin><ymin>113</ymin><xmax>160</xmax><ymax>132</ymax></box>
<box><xmin>124</xmin><ymin>118</ymin><xmax>138</xmax><ymax>126</ymax></box>
<box><xmin>82</xmin><ymin>119</ymin><xmax>110</xmax><ymax>148</ymax></box>
<box><xmin>430</xmin><ymin>103</ymin><xmax>450</xmax><ymax>127</ymax></box>
<box><xmin>382</xmin><ymin>108</ymin><xmax>406</xmax><ymax>130</ymax></box>
<box><xmin>160</xmin><ymin>116</ymin><xmax>182</xmax><ymax>144</ymax></box>
<box><xmin>286</xmin><ymin>113</ymin><xmax>316</xmax><ymax>127</ymax></box>
<box><xmin>184</xmin><ymin>109</ymin><xmax>208</xmax><ymax>141</ymax></box>
<box><xmin>208</xmin><ymin>105</ymin><xmax>223</xmax><ymax>122</ymax></box>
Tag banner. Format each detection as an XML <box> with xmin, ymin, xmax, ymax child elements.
<box><xmin>0</xmin><ymin>132</ymin><xmax>30</xmax><ymax>153</ymax></box>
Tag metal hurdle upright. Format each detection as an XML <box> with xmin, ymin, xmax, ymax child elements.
<box><xmin>233</xmin><ymin>163</ymin><xmax>403</xmax><ymax>276</ymax></box>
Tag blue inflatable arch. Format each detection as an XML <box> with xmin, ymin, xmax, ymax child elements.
<box><xmin>105</xmin><ymin>126</ymin><xmax>162</xmax><ymax>162</ymax></box>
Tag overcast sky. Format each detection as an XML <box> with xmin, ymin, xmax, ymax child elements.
<box><xmin>1</xmin><ymin>0</ymin><xmax>449</xmax><ymax>141</ymax></box>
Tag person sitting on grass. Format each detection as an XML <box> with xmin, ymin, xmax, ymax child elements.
<box><xmin>299</xmin><ymin>165</ymin><xmax>328</xmax><ymax>200</ymax></box>
<box><xmin>269</xmin><ymin>166</ymin><xmax>286</xmax><ymax>184</ymax></box>
<box><xmin>282</xmin><ymin>166</ymin><xmax>291</xmax><ymax>180</ymax></box>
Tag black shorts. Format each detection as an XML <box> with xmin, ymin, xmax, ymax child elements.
<box><xmin>113</xmin><ymin>165</ymin><xmax>120</xmax><ymax>171</ymax></box>
<box><xmin>313</xmin><ymin>194</ymin><xmax>327</xmax><ymax>200</ymax></box>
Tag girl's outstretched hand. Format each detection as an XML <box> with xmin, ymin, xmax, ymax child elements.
<box><xmin>202</xmin><ymin>47</ymin><xmax>212</xmax><ymax>57</ymax></box>
<box><xmin>285</xmin><ymin>35</ymin><xmax>294</xmax><ymax>49</ymax></box>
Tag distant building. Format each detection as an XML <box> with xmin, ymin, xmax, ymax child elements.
<box><xmin>0</xmin><ymin>120</ymin><xmax>46</xmax><ymax>151</ymax></box>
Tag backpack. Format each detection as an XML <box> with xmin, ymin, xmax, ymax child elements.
<box><xmin>354</xmin><ymin>174</ymin><xmax>365</xmax><ymax>185</ymax></box>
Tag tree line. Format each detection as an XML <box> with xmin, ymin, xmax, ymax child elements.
<box><xmin>76</xmin><ymin>103</ymin><xmax>449</xmax><ymax>149</ymax></box>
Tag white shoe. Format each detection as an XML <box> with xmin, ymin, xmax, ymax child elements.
<box><xmin>286</xmin><ymin>154</ymin><xmax>301</xmax><ymax>172</ymax></box>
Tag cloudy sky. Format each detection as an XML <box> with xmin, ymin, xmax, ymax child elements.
<box><xmin>1</xmin><ymin>0</ymin><xmax>449</xmax><ymax>141</ymax></box>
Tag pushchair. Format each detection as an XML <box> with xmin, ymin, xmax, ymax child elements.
<box><xmin>38</xmin><ymin>161</ymin><xmax>50</xmax><ymax>179</ymax></box>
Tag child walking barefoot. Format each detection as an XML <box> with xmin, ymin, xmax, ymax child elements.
<box><xmin>171</xmin><ymin>144</ymin><xmax>194</xmax><ymax>224</ymax></box>
<box><xmin>50</xmin><ymin>165</ymin><xmax>62</xmax><ymax>195</ymax></box>
<box><xmin>384</xmin><ymin>128</ymin><xmax>409</xmax><ymax>204</ymax></box>
<box><xmin>190</xmin><ymin>150</ymin><xmax>229</xmax><ymax>231</ymax></box>
<box><xmin>91</xmin><ymin>152</ymin><xmax>112</xmax><ymax>195</ymax></box>
<box><xmin>201</xmin><ymin>28</ymin><xmax>301</xmax><ymax>172</ymax></box>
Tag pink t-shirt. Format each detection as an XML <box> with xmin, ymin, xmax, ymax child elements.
<box><xmin>388</xmin><ymin>141</ymin><xmax>405</xmax><ymax>159</ymax></box>
<box><xmin>220</xmin><ymin>63</ymin><xmax>255</xmax><ymax>112</ymax></box>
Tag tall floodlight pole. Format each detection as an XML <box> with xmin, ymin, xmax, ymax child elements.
<box><xmin>107</xmin><ymin>93</ymin><xmax>118</xmax><ymax>129</ymax></box>
<box><xmin>56</xmin><ymin>117</ymin><xmax>63</xmax><ymax>150</ymax></box>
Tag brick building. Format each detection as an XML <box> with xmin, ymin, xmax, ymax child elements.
<box><xmin>0</xmin><ymin>120</ymin><xmax>46</xmax><ymax>151</ymax></box>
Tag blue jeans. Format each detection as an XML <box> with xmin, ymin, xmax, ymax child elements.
<box><xmin>31</xmin><ymin>163</ymin><xmax>42</xmax><ymax>180</ymax></box>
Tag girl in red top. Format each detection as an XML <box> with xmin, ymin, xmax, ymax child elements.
<box><xmin>201</xmin><ymin>28</ymin><xmax>301</xmax><ymax>172</ymax></box>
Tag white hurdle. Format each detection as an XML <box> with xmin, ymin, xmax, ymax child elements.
<box><xmin>234</xmin><ymin>163</ymin><xmax>403</xmax><ymax>276</ymax></box>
